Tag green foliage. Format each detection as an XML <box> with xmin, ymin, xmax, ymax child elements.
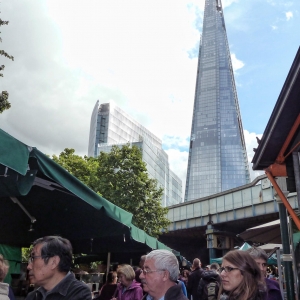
<box><xmin>96</xmin><ymin>144</ymin><xmax>170</xmax><ymax>237</ymax></box>
<box><xmin>0</xmin><ymin>17</ymin><xmax>14</xmax><ymax>113</ymax></box>
<box><xmin>90</xmin><ymin>261</ymin><xmax>102</xmax><ymax>270</ymax></box>
<box><xmin>52</xmin><ymin>145</ymin><xmax>170</xmax><ymax>238</ymax></box>
<box><xmin>22</xmin><ymin>246</ymin><xmax>32</xmax><ymax>262</ymax></box>
<box><xmin>0</xmin><ymin>90</ymin><xmax>10</xmax><ymax>113</ymax></box>
<box><xmin>52</xmin><ymin>148</ymin><xmax>101</xmax><ymax>193</ymax></box>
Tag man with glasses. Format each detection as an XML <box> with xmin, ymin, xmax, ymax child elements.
<box><xmin>140</xmin><ymin>249</ymin><xmax>188</xmax><ymax>300</ymax></box>
<box><xmin>247</xmin><ymin>247</ymin><xmax>282</xmax><ymax>300</ymax></box>
<box><xmin>26</xmin><ymin>236</ymin><xmax>91</xmax><ymax>300</ymax></box>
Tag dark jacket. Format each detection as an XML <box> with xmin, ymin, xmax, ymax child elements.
<box><xmin>187</xmin><ymin>267</ymin><xmax>203</xmax><ymax>300</ymax></box>
<box><xmin>265</xmin><ymin>278</ymin><xmax>282</xmax><ymax>300</ymax></box>
<box><xmin>97</xmin><ymin>283</ymin><xmax>117</xmax><ymax>300</ymax></box>
<box><xmin>115</xmin><ymin>280</ymin><xmax>143</xmax><ymax>300</ymax></box>
<box><xmin>165</xmin><ymin>283</ymin><xmax>189</xmax><ymax>300</ymax></box>
<box><xmin>25</xmin><ymin>272</ymin><xmax>91</xmax><ymax>300</ymax></box>
<box><xmin>197</xmin><ymin>270</ymin><xmax>221</xmax><ymax>300</ymax></box>
<box><xmin>219</xmin><ymin>287</ymin><xmax>267</xmax><ymax>300</ymax></box>
<box><xmin>142</xmin><ymin>282</ymin><xmax>188</xmax><ymax>300</ymax></box>
<box><xmin>8</xmin><ymin>286</ymin><xmax>16</xmax><ymax>300</ymax></box>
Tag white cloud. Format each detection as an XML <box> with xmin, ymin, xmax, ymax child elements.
<box><xmin>222</xmin><ymin>0</ymin><xmax>239</xmax><ymax>8</ymax></box>
<box><xmin>271</xmin><ymin>25</ymin><xmax>278</xmax><ymax>30</ymax></box>
<box><xmin>244</xmin><ymin>130</ymin><xmax>264</xmax><ymax>181</ymax></box>
<box><xmin>0</xmin><ymin>0</ymin><xmax>203</xmax><ymax>157</ymax></box>
<box><xmin>165</xmin><ymin>148</ymin><xmax>189</xmax><ymax>201</ymax></box>
<box><xmin>231</xmin><ymin>53</ymin><xmax>245</xmax><ymax>73</ymax></box>
<box><xmin>163</xmin><ymin>135</ymin><xmax>189</xmax><ymax>150</ymax></box>
<box><xmin>285</xmin><ymin>11</ymin><xmax>293</xmax><ymax>21</ymax></box>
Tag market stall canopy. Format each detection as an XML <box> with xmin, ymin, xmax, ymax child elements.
<box><xmin>238</xmin><ymin>220</ymin><xmax>282</xmax><ymax>244</ymax></box>
<box><xmin>210</xmin><ymin>242</ymin><xmax>278</xmax><ymax>265</ymax></box>
<box><xmin>238</xmin><ymin>219</ymin><xmax>300</xmax><ymax>249</ymax></box>
<box><xmin>258</xmin><ymin>244</ymin><xmax>283</xmax><ymax>251</ymax></box>
<box><xmin>0</xmin><ymin>129</ymin><xmax>172</xmax><ymax>257</ymax></box>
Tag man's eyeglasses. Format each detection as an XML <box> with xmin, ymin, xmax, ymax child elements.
<box><xmin>28</xmin><ymin>255</ymin><xmax>46</xmax><ymax>264</ymax></box>
<box><xmin>218</xmin><ymin>266</ymin><xmax>240</xmax><ymax>273</ymax></box>
<box><xmin>140</xmin><ymin>269</ymin><xmax>165</xmax><ymax>275</ymax></box>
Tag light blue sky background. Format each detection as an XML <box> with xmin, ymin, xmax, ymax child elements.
<box><xmin>1</xmin><ymin>0</ymin><xmax>299</xmax><ymax>196</ymax></box>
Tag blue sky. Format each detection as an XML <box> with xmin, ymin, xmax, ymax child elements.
<box><xmin>1</xmin><ymin>0</ymin><xmax>299</xmax><ymax>195</ymax></box>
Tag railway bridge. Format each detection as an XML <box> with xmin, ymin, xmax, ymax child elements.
<box><xmin>159</xmin><ymin>175</ymin><xmax>298</xmax><ymax>263</ymax></box>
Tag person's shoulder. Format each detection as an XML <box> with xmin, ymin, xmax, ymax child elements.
<box><xmin>165</xmin><ymin>283</ymin><xmax>188</xmax><ymax>300</ymax></box>
<box><xmin>67</xmin><ymin>278</ymin><xmax>92</xmax><ymax>298</ymax></box>
<box><xmin>265</xmin><ymin>278</ymin><xmax>280</xmax><ymax>290</ymax></box>
<box><xmin>130</xmin><ymin>280</ymin><xmax>142</xmax><ymax>289</ymax></box>
<box><xmin>190</xmin><ymin>268</ymin><xmax>201</xmax><ymax>275</ymax></box>
<box><xmin>202</xmin><ymin>270</ymin><xmax>220</xmax><ymax>280</ymax></box>
<box><xmin>25</xmin><ymin>290</ymin><xmax>38</xmax><ymax>300</ymax></box>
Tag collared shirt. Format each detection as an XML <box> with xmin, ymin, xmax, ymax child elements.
<box><xmin>38</xmin><ymin>272</ymin><xmax>72</xmax><ymax>299</ymax></box>
<box><xmin>146</xmin><ymin>294</ymin><xmax>164</xmax><ymax>300</ymax></box>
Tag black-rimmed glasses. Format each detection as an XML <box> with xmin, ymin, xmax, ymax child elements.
<box><xmin>218</xmin><ymin>266</ymin><xmax>240</xmax><ymax>273</ymax></box>
<box><xmin>28</xmin><ymin>255</ymin><xmax>47</xmax><ymax>264</ymax></box>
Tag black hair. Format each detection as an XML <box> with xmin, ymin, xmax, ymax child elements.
<box><xmin>33</xmin><ymin>236</ymin><xmax>73</xmax><ymax>273</ymax></box>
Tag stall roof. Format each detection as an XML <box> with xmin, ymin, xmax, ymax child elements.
<box><xmin>0</xmin><ymin>129</ymin><xmax>172</xmax><ymax>257</ymax></box>
<box><xmin>252</xmin><ymin>47</ymin><xmax>300</xmax><ymax>193</ymax></box>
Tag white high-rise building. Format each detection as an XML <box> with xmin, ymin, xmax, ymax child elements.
<box><xmin>88</xmin><ymin>101</ymin><xmax>182</xmax><ymax>207</ymax></box>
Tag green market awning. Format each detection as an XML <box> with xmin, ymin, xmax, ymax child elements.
<box><xmin>0</xmin><ymin>129</ymin><xmax>172</xmax><ymax>258</ymax></box>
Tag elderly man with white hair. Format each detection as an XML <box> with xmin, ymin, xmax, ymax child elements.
<box><xmin>140</xmin><ymin>249</ymin><xmax>188</xmax><ymax>300</ymax></box>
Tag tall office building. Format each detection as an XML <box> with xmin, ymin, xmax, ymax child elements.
<box><xmin>185</xmin><ymin>0</ymin><xmax>250</xmax><ymax>201</ymax></box>
<box><xmin>88</xmin><ymin>100</ymin><xmax>182</xmax><ymax>207</ymax></box>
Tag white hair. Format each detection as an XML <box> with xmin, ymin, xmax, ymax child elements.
<box><xmin>146</xmin><ymin>250</ymin><xmax>179</xmax><ymax>281</ymax></box>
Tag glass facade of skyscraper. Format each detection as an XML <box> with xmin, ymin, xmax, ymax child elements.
<box><xmin>88</xmin><ymin>101</ymin><xmax>182</xmax><ymax>207</ymax></box>
<box><xmin>185</xmin><ymin>0</ymin><xmax>250</xmax><ymax>201</ymax></box>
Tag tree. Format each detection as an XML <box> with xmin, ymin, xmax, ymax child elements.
<box><xmin>52</xmin><ymin>148</ymin><xmax>101</xmax><ymax>193</ymax></box>
<box><xmin>52</xmin><ymin>145</ymin><xmax>170</xmax><ymax>237</ymax></box>
<box><xmin>0</xmin><ymin>16</ymin><xmax>14</xmax><ymax>113</ymax></box>
<box><xmin>96</xmin><ymin>144</ymin><xmax>170</xmax><ymax>237</ymax></box>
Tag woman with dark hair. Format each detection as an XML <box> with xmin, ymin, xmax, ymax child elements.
<box><xmin>96</xmin><ymin>272</ymin><xmax>118</xmax><ymax>300</ymax></box>
<box><xmin>219</xmin><ymin>250</ymin><xmax>267</xmax><ymax>300</ymax></box>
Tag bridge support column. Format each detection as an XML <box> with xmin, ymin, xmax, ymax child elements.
<box><xmin>209</xmin><ymin>248</ymin><xmax>216</xmax><ymax>260</ymax></box>
<box><xmin>206</xmin><ymin>222</ymin><xmax>218</xmax><ymax>262</ymax></box>
<box><xmin>206</xmin><ymin>223</ymin><xmax>217</xmax><ymax>262</ymax></box>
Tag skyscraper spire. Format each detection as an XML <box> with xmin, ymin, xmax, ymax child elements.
<box><xmin>185</xmin><ymin>0</ymin><xmax>250</xmax><ymax>201</ymax></box>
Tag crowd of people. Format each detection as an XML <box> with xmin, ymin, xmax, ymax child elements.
<box><xmin>0</xmin><ymin>235</ymin><xmax>284</xmax><ymax>300</ymax></box>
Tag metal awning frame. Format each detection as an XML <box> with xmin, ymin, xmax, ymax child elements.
<box><xmin>264</xmin><ymin>113</ymin><xmax>300</xmax><ymax>230</ymax></box>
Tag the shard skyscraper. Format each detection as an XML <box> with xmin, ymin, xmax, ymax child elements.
<box><xmin>185</xmin><ymin>0</ymin><xmax>250</xmax><ymax>201</ymax></box>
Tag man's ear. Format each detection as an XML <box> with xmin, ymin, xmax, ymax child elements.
<box><xmin>162</xmin><ymin>270</ymin><xmax>170</xmax><ymax>282</ymax></box>
<box><xmin>50</xmin><ymin>255</ymin><xmax>60</xmax><ymax>270</ymax></box>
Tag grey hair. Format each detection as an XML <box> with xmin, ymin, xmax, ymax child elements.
<box><xmin>246</xmin><ymin>247</ymin><xmax>268</xmax><ymax>262</ymax></box>
<box><xmin>146</xmin><ymin>250</ymin><xmax>179</xmax><ymax>281</ymax></box>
